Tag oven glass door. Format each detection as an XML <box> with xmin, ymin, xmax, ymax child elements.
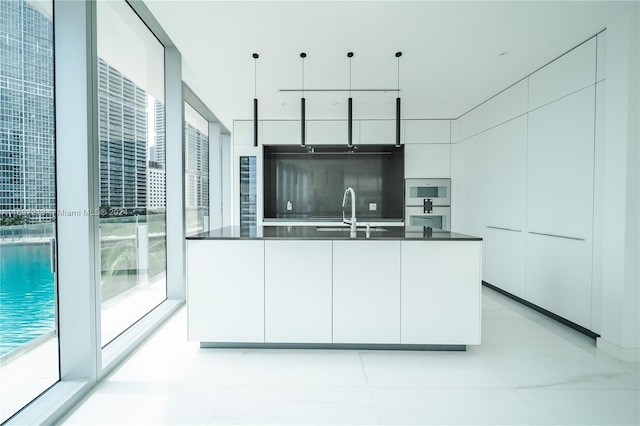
<box><xmin>405</xmin><ymin>206</ymin><xmax>450</xmax><ymax>231</ymax></box>
<box><xmin>405</xmin><ymin>178</ymin><xmax>451</xmax><ymax>206</ymax></box>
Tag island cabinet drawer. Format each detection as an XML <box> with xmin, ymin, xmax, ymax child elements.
<box><xmin>400</xmin><ymin>241</ymin><xmax>482</xmax><ymax>345</ymax></box>
<box><xmin>186</xmin><ymin>240</ymin><xmax>265</xmax><ymax>343</ymax></box>
<box><xmin>332</xmin><ymin>241</ymin><xmax>401</xmax><ymax>344</ymax></box>
<box><xmin>264</xmin><ymin>240</ymin><xmax>333</xmax><ymax>343</ymax></box>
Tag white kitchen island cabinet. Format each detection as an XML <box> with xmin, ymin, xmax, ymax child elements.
<box><xmin>265</xmin><ymin>240</ymin><xmax>333</xmax><ymax>343</ymax></box>
<box><xmin>186</xmin><ymin>226</ymin><xmax>482</xmax><ymax>349</ymax></box>
<box><xmin>333</xmin><ymin>240</ymin><xmax>401</xmax><ymax>344</ymax></box>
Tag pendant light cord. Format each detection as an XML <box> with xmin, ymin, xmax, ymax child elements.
<box><xmin>254</xmin><ymin>57</ymin><xmax>257</xmax><ymax>98</ymax></box>
<box><xmin>349</xmin><ymin>55</ymin><xmax>352</xmax><ymax>98</ymax></box>
<box><xmin>397</xmin><ymin>55</ymin><xmax>400</xmax><ymax>93</ymax></box>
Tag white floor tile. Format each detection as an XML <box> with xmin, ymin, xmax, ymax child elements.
<box><xmin>519</xmin><ymin>389</ymin><xmax>640</xmax><ymax>425</ymax></box>
<box><xmin>209</xmin><ymin>386</ymin><xmax>378</xmax><ymax>425</ymax></box>
<box><xmin>481</xmin><ymin>317</ymin><xmax>576</xmax><ymax>346</ymax></box>
<box><xmin>226</xmin><ymin>349</ymin><xmax>369</xmax><ymax>386</ymax></box>
<box><xmin>370</xmin><ymin>387</ymin><xmax>551</xmax><ymax>425</ymax></box>
<box><xmin>530</xmin><ymin>317</ymin><xmax>598</xmax><ymax>347</ymax></box>
<box><xmin>472</xmin><ymin>345</ymin><xmax>640</xmax><ymax>390</ymax></box>
<box><xmin>63</xmin><ymin>382</ymin><xmax>224</xmax><ymax>425</ymax></box>
<box><xmin>359</xmin><ymin>350</ymin><xmax>510</xmax><ymax>388</ymax></box>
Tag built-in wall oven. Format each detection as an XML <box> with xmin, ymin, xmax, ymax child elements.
<box><xmin>404</xmin><ymin>178</ymin><xmax>451</xmax><ymax>231</ymax></box>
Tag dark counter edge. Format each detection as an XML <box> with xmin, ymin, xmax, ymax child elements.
<box><xmin>200</xmin><ymin>342</ymin><xmax>466</xmax><ymax>351</ymax></box>
<box><xmin>186</xmin><ymin>226</ymin><xmax>482</xmax><ymax>241</ymax></box>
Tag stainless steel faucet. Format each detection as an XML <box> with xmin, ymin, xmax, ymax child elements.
<box><xmin>342</xmin><ymin>187</ymin><xmax>357</xmax><ymax>237</ymax></box>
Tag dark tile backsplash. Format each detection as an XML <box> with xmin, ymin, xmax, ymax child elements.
<box><xmin>264</xmin><ymin>145</ymin><xmax>404</xmax><ymax>219</ymax></box>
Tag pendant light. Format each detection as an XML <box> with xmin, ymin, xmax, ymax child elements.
<box><xmin>395</xmin><ymin>51</ymin><xmax>402</xmax><ymax>148</ymax></box>
<box><xmin>300</xmin><ymin>52</ymin><xmax>307</xmax><ymax>147</ymax></box>
<box><xmin>347</xmin><ymin>52</ymin><xmax>354</xmax><ymax>147</ymax></box>
<box><xmin>252</xmin><ymin>53</ymin><xmax>259</xmax><ymax>147</ymax></box>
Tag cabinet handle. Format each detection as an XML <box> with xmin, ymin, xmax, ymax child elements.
<box><xmin>528</xmin><ymin>231</ymin><xmax>585</xmax><ymax>241</ymax></box>
<box><xmin>486</xmin><ymin>226</ymin><xmax>522</xmax><ymax>233</ymax></box>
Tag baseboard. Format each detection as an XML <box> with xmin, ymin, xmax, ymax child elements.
<box><xmin>482</xmin><ymin>281</ymin><xmax>600</xmax><ymax>339</ymax></box>
<box><xmin>597</xmin><ymin>338</ymin><xmax>640</xmax><ymax>363</ymax></box>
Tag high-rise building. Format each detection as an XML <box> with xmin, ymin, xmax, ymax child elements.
<box><xmin>0</xmin><ymin>0</ymin><xmax>55</xmax><ymax>223</ymax></box>
<box><xmin>97</xmin><ymin>57</ymin><xmax>148</xmax><ymax>210</ymax></box>
<box><xmin>147</xmin><ymin>160</ymin><xmax>165</xmax><ymax>209</ymax></box>
<box><xmin>184</xmin><ymin>122</ymin><xmax>209</xmax><ymax>210</ymax></box>
<box><xmin>154</xmin><ymin>99</ymin><xmax>165</xmax><ymax>166</ymax></box>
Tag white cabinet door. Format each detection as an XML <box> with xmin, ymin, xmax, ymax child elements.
<box><xmin>527</xmin><ymin>86</ymin><xmax>595</xmax><ymax>240</ymax></box>
<box><xmin>307</xmin><ymin>120</ymin><xmax>358</xmax><ymax>145</ymax></box>
<box><xmin>485</xmin><ymin>115</ymin><xmax>527</xmax><ymax>231</ymax></box>
<box><xmin>404</xmin><ymin>120</ymin><xmax>450</xmax><ymax>144</ymax></box>
<box><xmin>359</xmin><ymin>119</ymin><xmax>397</xmax><ymax>144</ymax></box>
<box><xmin>458</xmin><ymin>103</ymin><xmax>486</xmax><ymax>142</ymax></box>
<box><xmin>483</xmin><ymin>227</ymin><xmax>526</xmax><ymax>298</ymax></box>
<box><xmin>451</xmin><ymin>133</ymin><xmax>486</xmax><ymax>237</ymax></box>
<box><xmin>529</xmin><ymin>37</ymin><xmax>596</xmax><ymax>110</ymax></box>
<box><xmin>486</xmin><ymin>79</ymin><xmax>528</xmax><ymax>128</ymax></box>
<box><xmin>187</xmin><ymin>240</ymin><xmax>265</xmax><ymax>342</ymax></box>
<box><xmin>262</xmin><ymin>120</ymin><xmax>299</xmax><ymax>145</ymax></box>
<box><xmin>333</xmin><ymin>241</ymin><xmax>401</xmax><ymax>344</ymax></box>
<box><xmin>264</xmin><ymin>240</ymin><xmax>332</xmax><ymax>343</ymax></box>
<box><xmin>404</xmin><ymin>144</ymin><xmax>451</xmax><ymax>178</ymax></box>
<box><xmin>526</xmin><ymin>233</ymin><xmax>592</xmax><ymax>329</ymax></box>
<box><xmin>596</xmin><ymin>32</ymin><xmax>606</xmax><ymax>82</ymax></box>
<box><xmin>401</xmin><ymin>241</ymin><xmax>482</xmax><ymax>345</ymax></box>
<box><xmin>233</xmin><ymin>120</ymin><xmax>261</xmax><ymax>146</ymax></box>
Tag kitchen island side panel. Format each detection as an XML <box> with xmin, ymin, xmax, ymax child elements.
<box><xmin>400</xmin><ymin>241</ymin><xmax>482</xmax><ymax>345</ymax></box>
<box><xmin>186</xmin><ymin>239</ymin><xmax>265</xmax><ymax>342</ymax></box>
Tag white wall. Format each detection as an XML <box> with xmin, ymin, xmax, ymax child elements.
<box><xmin>599</xmin><ymin>9</ymin><xmax>640</xmax><ymax>357</ymax></box>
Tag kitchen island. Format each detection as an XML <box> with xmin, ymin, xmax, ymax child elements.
<box><xmin>186</xmin><ymin>226</ymin><xmax>482</xmax><ymax>350</ymax></box>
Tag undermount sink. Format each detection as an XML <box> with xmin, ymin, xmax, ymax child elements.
<box><xmin>316</xmin><ymin>227</ymin><xmax>388</xmax><ymax>232</ymax></box>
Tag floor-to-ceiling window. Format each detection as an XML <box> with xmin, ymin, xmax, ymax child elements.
<box><xmin>184</xmin><ymin>102</ymin><xmax>209</xmax><ymax>236</ymax></box>
<box><xmin>0</xmin><ymin>0</ymin><xmax>58</xmax><ymax>422</ymax></box>
<box><xmin>96</xmin><ymin>0</ymin><xmax>166</xmax><ymax>346</ymax></box>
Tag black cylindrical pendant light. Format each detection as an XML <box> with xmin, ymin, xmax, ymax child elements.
<box><xmin>347</xmin><ymin>52</ymin><xmax>354</xmax><ymax>147</ymax></box>
<box><xmin>395</xmin><ymin>51</ymin><xmax>402</xmax><ymax>148</ymax></box>
<box><xmin>300</xmin><ymin>52</ymin><xmax>307</xmax><ymax>147</ymax></box>
<box><xmin>396</xmin><ymin>97</ymin><xmax>401</xmax><ymax>147</ymax></box>
<box><xmin>253</xmin><ymin>53</ymin><xmax>259</xmax><ymax>147</ymax></box>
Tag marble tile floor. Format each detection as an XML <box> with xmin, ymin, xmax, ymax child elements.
<box><xmin>60</xmin><ymin>286</ymin><xmax>639</xmax><ymax>425</ymax></box>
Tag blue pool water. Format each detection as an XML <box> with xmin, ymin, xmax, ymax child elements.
<box><xmin>0</xmin><ymin>243</ymin><xmax>56</xmax><ymax>357</ymax></box>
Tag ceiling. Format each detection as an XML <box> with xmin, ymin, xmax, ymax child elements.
<box><xmin>144</xmin><ymin>1</ymin><xmax>638</xmax><ymax>130</ymax></box>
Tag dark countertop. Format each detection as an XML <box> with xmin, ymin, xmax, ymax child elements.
<box><xmin>187</xmin><ymin>226</ymin><xmax>482</xmax><ymax>241</ymax></box>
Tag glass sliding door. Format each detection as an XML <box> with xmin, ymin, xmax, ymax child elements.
<box><xmin>184</xmin><ymin>102</ymin><xmax>209</xmax><ymax>236</ymax></box>
<box><xmin>96</xmin><ymin>0</ymin><xmax>166</xmax><ymax>346</ymax></box>
<box><xmin>0</xmin><ymin>0</ymin><xmax>59</xmax><ymax>422</ymax></box>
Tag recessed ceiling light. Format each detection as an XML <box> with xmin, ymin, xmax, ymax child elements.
<box><xmin>438</xmin><ymin>101</ymin><xmax>447</xmax><ymax>105</ymax></box>
<box><xmin>498</xmin><ymin>52</ymin><xmax>510</xmax><ymax>59</ymax></box>
<box><xmin>360</xmin><ymin>101</ymin><xmax>368</xmax><ymax>106</ymax></box>
<box><xmin>281</xmin><ymin>102</ymin><xmax>288</xmax><ymax>106</ymax></box>
<box><xmin>334</xmin><ymin>102</ymin><xmax>340</xmax><ymax>106</ymax></box>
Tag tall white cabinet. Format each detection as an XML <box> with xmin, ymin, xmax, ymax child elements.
<box><xmin>452</xmin><ymin>34</ymin><xmax>600</xmax><ymax>332</ymax></box>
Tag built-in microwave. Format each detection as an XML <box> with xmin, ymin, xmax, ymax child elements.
<box><xmin>405</xmin><ymin>206</ymin><xmax>451</xmax><ymax>231</ymax></box>
<box><xmin>405</xmin><ymin>178</ymin><xmax>451</xmax><ymax>207</ymax></box>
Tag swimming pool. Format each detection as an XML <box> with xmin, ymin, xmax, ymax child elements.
<box><xmin>0</xmin><ymin>242</ymin><xmax>56</xmax><ymax>358</ymax></box>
